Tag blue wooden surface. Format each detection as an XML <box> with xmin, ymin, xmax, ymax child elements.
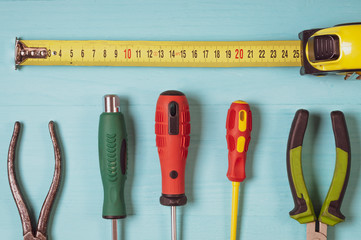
<box><xmin>1</xmin><ymin>0</ymin><xmax>361</xmax><ymax>239</ymax></box>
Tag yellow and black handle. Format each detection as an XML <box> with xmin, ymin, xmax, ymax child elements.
<box><xmin>287</xmin><ymin>109</ymin><xmax>351</xmax><ymax>226</ymax></box>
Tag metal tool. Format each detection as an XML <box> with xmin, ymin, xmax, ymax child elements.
<box><xmin>225</xmin><ymin>101</ymin><xmax>252</xmax><ymax>240</ymax></box>
<box><xmin>98</xmin><ymin>95</ymin><xmax>128</xmax><ymax>240</ymax></box>
<box><xmin>8</xmin><ymin>121</ymin><xmax>62</xmax><ymax>240</ymax></box>
<box><xmin>14</xmin><ymin>38</ymin><xmax>300</xmax><ymax>69</ymax></box>
<box><xmin>287</xmin><ymin>110</ymin><xmax>351</xmax><ymax>240</ymax></box>
<box><xmin>15</xmin><ymin>23</ymin><xmax>361</xmax><ymax>78</ymax></box>
<box><xmin>155</xmin><ymin>90</ymin><xmax>191</xmax><ymax>240</ymax></box>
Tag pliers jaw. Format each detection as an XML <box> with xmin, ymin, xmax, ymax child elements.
<box><xmin>8</xmin><ymin>121</ymin><xmax>62</xmax><ymax>240</ymax></box>
<box><xmin>306</xmin><ymin>222</ymin><xmax>327</xmax><ymax>240</ymax></box>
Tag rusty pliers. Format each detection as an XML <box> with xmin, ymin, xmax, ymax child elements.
<box><xmin>8</xmin><ymin>121</ymin><xmax>62</xmax><ymax>240</ymax></box>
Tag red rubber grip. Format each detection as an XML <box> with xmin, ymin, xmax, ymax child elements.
<box><xmin>226</xmin><ymin>101</ymin><xmax>252</xmax><ymax>182</ymax></box>
<box><xmin>155</xmin><ymin>91</ymin><xmax>190</xmax><ymax>196</ymax></box>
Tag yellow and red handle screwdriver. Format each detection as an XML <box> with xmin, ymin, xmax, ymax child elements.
<box><xmin>155</xmin><ymin>90</ymin><xmax>191</xmax><ymax>240</ymax></box>
<box><xmin>226</xmin><ymin>101</ymin><xmax>252</xmax><ymax>240</ymax></box>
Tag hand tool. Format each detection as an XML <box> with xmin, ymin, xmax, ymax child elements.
<box><xmin>225</xmin><ymin>101</ymin><xmax>252</xmax><ymax>240</ymax></box>
<box><xmin>14</xmin><ymin>23</ymin><xmax>361</xmax><ymax>78</ymax></box>
<box><xmin>155</xmin><ymin>90</ymin><xmax>191</xmax><ymax>240</ymax></box>
<box><xmin>14</xmin><ymin>38</ymin><xmax>300</xmax><ymax>69</ymax></box>
<box><xmin>98</xmin><ymin>95</ymin><xmax>128</xmax><ymax>240</ymax></box>
<box><xmin>299</xmin><ymin>23</ymin><xmax>361</xmax><ymax>78</ymax></box>
<box><xmin>8</xmin><ymin>121</ymin><xmax>62</xmax><ymax>240</ymax></box>
<box><xmin>287</xmin><ymin>109</ymin><xmax>351</xmax><ymax>240</ymax></box>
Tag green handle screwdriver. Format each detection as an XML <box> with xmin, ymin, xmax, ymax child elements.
<box><xmin>98</xmin><ymin>95</ymin><xmax>128</xmax><ymax>240</ymax></box>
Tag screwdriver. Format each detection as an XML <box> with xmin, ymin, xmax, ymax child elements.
<box><xmin>155</xmin><ymin>90</ymin><xmax>191</xmax><ymax>240</ymax></box>
<box><xmin>99</xmin><ymin>95</ymin><xmax>128</xmax><ymax>240</ymax></box>
<box><xmin>226</xmin><ymin>101</ymin><xmax>252</xmax><ymax>240</ymax></box>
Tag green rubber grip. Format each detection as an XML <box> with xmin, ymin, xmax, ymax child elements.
<box><xmin>319</xmin><ymin>111</ymin><xmax>350</xmax><ymax>226</ymax></box>
<box><xmin>98</xmin><ymin>112</ymin><xmax>127</xmax><ymax>219</ymax></box>
<box><xmin>287</xmin><ymin>109</ymin><xmax>316</xmax><ymax>224</ymax></box>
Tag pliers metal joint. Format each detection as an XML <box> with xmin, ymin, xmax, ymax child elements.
<box><xmin>8</xmin><ymin>121</ymin><xmax>62</xmax><ymax>240</ymax></box>
<box><xmin>287</xmin><ymin>110</ymin><xmax>351</xmax><ymax>240</ymax></box>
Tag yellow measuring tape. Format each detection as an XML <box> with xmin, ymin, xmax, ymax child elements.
<box><xmin>15</xmin><ymin>39</ymin><xmax>301</xmax><ymax>68</ymax></box>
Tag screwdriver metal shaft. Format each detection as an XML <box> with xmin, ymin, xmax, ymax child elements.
<box><xmin>230</xmin><ymin>182</ymin><xmax>240</xmax><ymax>240</ymax></box>
<box><xmin>171</xmin><ymin>206</ymin><xmax>177</xmax><ymax>240</ymax></box>
<box><xmin>112</xmin><ymin>219</ymin><xmax>118</xmax><ymax>240</ymax></box>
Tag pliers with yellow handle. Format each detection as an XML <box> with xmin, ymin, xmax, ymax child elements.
<box><xmin>287</xmin><ymin>110</ymin><xmax>351</xmax><ymax>240</ymax></box>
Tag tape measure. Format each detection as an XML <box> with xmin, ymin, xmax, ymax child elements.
<box><xmin>15</xmin><ymin>39</ymin><xmax>301</xmax><ymax>68</ymax></box>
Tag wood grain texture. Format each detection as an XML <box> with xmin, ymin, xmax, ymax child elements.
<box><xmin>1</xmin><ymin>0</ymin><xmax>361</xmax><ymax>239</ymax></box>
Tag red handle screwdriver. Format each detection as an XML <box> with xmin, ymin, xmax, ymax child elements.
<box><xmin>226</xmin><ymin>101</ymin><xmax>252</xmax><ymax>240</ymax></box>
<box><xmin>155</xmin><ymin>90</ymin><xmax>191</xmax><ymax>240</ymax></box>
